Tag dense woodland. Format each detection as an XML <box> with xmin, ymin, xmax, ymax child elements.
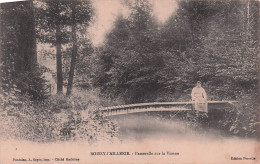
<box><xmin>0</xmin><ymin>0</ymin><xmax>259</xmax><ymax>142</ymax></box>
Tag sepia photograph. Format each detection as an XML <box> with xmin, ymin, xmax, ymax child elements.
<box><xmin>0</xmin><ymin>0</ymin><xmax>259</xmax><ymax>163</ymax></box>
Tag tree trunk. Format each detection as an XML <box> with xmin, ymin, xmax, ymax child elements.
<box><xmin>29</xmin><ymin>0</ymin><xmax>37</xmax><ymax>68</ymax></box>
<box><xmin>14</xmin><ymin>1</ymin><xmax>38</xmax><ymax>96</ymax></box>
<box><xmin>17</xmin><ymin>1</ymin><xmax>37</xmax><ymax>73</ymax></box>
<box><xmin>66</xmin><ymin>2</ymin><xmax>77</xmax><ymax>96</ymax></box>
<box><xmin>56</xmin><ymin>24</ymin><xmax>63</xmax><ymax>94</ymax></box>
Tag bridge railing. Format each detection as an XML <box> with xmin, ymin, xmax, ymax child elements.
<box><xmin>99</xmin><ymin>101</ymin><xmax>237</xmax><ymax>116</ymax></box>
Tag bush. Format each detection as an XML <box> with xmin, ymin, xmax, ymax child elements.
<box><xmin>0</xmin><ymin>90</ymin><xmax>119</xmax><ymax>143</ymax></box>
<box><xmin>224</xmin><ymin>96</ymin><xmax>258</xmax><ymax>137</ymax></box>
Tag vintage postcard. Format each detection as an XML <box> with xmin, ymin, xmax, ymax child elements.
<box><xmin>0</xmin><ymin>0</ymin><xmax>259</xmax><ymax>163</ymax></box>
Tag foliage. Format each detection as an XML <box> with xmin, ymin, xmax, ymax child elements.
<box><xmin>0</xmin><ymin>0</ymin><xmax>258</xmax><ymax>141</ymax></box>
<box><xmin>92</xmin><ymin>0</ymin><xmax>259</xmax><ymax>102</ymax></box>
<box><xmin>0</xmin><ymin>1</ymin><xmax>48</xmax><ymax>100</ymax></box>
<box><xmin>35</xmin><ymin>0</ymin><xmax>94</xmax><ymax>95</ymax></box>
<box><xmin>221</xmin><ymin>92</ymin><xmax>258</xmax><ymax>137</ymax></box>
<box><xmin>87</xmin><ymin>0</ymin><xmax>259</xmax><ymax>138</ymax></box>
<box><xmin>91</xmin><ymin>0</ymin><xmax>162</xmax><ymax>103</ymax></box>
<box><xmin>0</xmin><ymin>90</ymin><xmax>119</xmax><ymax>143</ymax></box>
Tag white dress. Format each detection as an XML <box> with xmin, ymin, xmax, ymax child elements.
<box><xmin>191</xmin><ymin>87</ymin><xmax>208</xmax><ymax>113</ymax></box>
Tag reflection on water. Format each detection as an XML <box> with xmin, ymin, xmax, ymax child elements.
<box><xmin>111</xmin><ymin>112</ymin><xmax>226</xmax><ymax>142</ymax></box>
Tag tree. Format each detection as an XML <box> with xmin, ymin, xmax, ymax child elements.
<box><xmin>184</xmin><ymin>1</ymin><xmax>259</xmax><ymax>99</ymax></box>
<box><xmin>0</xmin><ymin>1</ymin><xmax>47</xmax><ymax>100</ymax></box>
<box><xmin>93</xmin><ymin>0</ymin><xmax>162</xmax><ymax>103</ymax></box>
<box><xmin>66</xmin><ymin>0</ymin><xmax>93</xmax><ymax>96</ymax></box>
<box><xmin>36</xmin><ymin>0</ymin><xmax>71</xmax><ymax>94</ymax></box>
<box><xmin>155</xmin><ymin>1</ymin><xmax>259</xmax><ymax>100</ymax></box>
<box><xmin>36</xmin><ymin>0</ymin><xmax>93</xmax><ymax>96</ymax></box>
<box><xmin>93</xmin><ymin>0</ymin><xmax>259</xmax><ymax>104</ymax></box>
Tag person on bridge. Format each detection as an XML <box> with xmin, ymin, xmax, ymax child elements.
<box><xmin>191</xmin><ymin>81</ymin><xmax>208</xmax><ymax>113</ymax></box>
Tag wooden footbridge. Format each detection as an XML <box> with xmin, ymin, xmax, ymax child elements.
<box><xmin>100</xmin><ymin>101</ymin><xmax>237</xmax><ymax>116</ymax></box>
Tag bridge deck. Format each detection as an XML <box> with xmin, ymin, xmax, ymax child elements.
<box><xmin>100</xmin><ymin>101</ymin><xmax>237</xmax><ymax>116</ymax></box>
